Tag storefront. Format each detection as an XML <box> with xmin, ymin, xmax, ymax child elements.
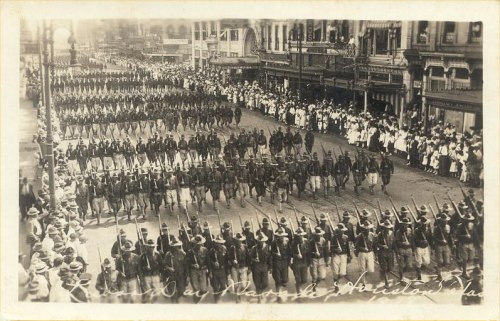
<box><xmin>422</xmin><ymin>90</ymin><xmax>482</xmax><ymax>133</ymax></box>
<box><xmin>208</xmin><ymin>57</ymin><xmax>260</xmax><ymax>83</ymax></box>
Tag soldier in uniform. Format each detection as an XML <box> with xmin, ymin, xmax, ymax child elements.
<box><xmin>250</xmin><ymin>233</ymin><xmax>272</xmax><ymax>303</ymax></box>
<box><xmin>308</xmin><ymin>153</ymin><xmax>321</xmax><ymax>200</ymax></box>
<box><xmin>394</xmin><ymin>217</ymin><xmax>414</xmax><ymax>282</ymax></box>
<box><xmin>138</xmin><ymin>239</ymin><xmax>162</xmax><ymax>303</ymax></box>
<box><xmin>89</xmin><ymin>139</ymin><xmax>101</xmax><ymax>172</ymax></box>
<box><xmin>290</xmin><ymin>227</ymin><xmax>310</xmax><ymax>297</ymax></box>
<box><xmin>242</xmin><ymin>221</ymin><xmax>256</xmax><ymax>249</ymax></box>
<box><xmin>187</xmin><ymin>235</ymin><xmax>208</xmax><ymax>303</ymax></box>
<box><xmin>330</xmin><ymin>223</ymin><xmax>352</xmax><ymax>291</ymax></box>
<box><xmin>228</xmin><ymin>232</ymin><xmax>250</xmax><ymax>303</ymax></box>
<box><xmin>90</xmin><ymin>175</ymin><xmax>106</xmax><ymax>224</ymax></box>
<box><xmin>163</xmin><ymin>236</ymin><xmax>187</xmax><ymax>303</ymax></box>
<box><xmin>433</xmin><ymin>213</ymin><xmax>453</xmax><ymax>281</ymax></box>
<box><xmin>455</xmin><ymin>212</ymin><xmax>480</xmax><ymax>278</ymax></box>
<box><xmin>304</xmin><ymin>129</ymin><xmax>314</xmax><ymax>155</ymax></box>
<box><xmin>164</xmin><ymin>169</ymin><xmax>178</xmax><ymax>215</ymax></box>
<box><xmin>192</xmin><ymin>166</ymin><xmax>206</xmax><ymax>213</ymax></box>
<box><xmin>223</xmin><ymin>165</ymin><xmax>237</xmax><ymax>209</ymax></box>
<box><xmin>366</xmin><ymin>155</ymin><xmax>380</xmax><ymax>195</ymax></box>
<box><xmin>375</xmin><ymin>220</ymin><xmax>395</xmax><ymax>288</ymax></box>
<box><xmin>237</xmin><ymin>163</ymin><xmax>250</xmax><ymax>208</ymax></box>
<box><xmin>150</xmin><ymin>169</ymin><xmax>164</xmax><ymax>217</ymax></box>
<box><xmin>354</xmin><ymin>220</ymin><xmax>376</xmax><ymax>287</ymax></box>
<box><xmin>380</xmin><ymin>153</ymin><xmax>394</xmax><ymax>195</ymax></box>
<box><xmin>135</xmin><ymin>170</ymin><xmax>150</xmax><ymax>219</ymax></box>
<box><xmin>95</xmin><ymin>258</ymin><xmax>119</xmax><ymax>303</ymax></box>
<box><xmin>115</xmin><ymin>240</ymin><xmax>140</xmax><ymax>303</ymax></box>
<box><xmin>351</xmin><ymin>156</ymin><xmax>366</xmax><ymax>195</ymax></box>
<box><xmin>321</xmin><ymin>151</ymin><xmax>334</xmax><ymax>196</ymax></box>
<box><xmin>333</xmin><ymin>155</ymin><xmax>349</xmax><ymax>195</ymax></box>
<box><xmin>257</xmin><ymin>129</ymin><xmax>267</xmax><ymax>157</ymax></box>
<box><xmin>178</xmin><ymin>134</ymin><xmax>189</xmax><ymax>166</ymax></box>
<box><xmin>122</xmin><ymin>172</ymin><xmax>136</xmax><ymax>220</ymax></box>
<box><xmin>253</xmin><ymin>162</ymin><xmax>266</xmax><ymax>206</ymax></box>
<box><xmin>413</xmin><ymin>216</ymin><xmax>432</xmax><ymax>281</ymax></box>
<box><xmin>207</xmin><ymin>235</ymin><xmax>228</xmax><ymax>303</ymax></box>
<box><xmin>207</xmin><ymin>165</ymin><xmax>222</xmax><ymax>211</ymax></box>
<box><xmin>75</xmin><ymin>176</ymin><xmax>89</xmax><ymax>221</ymax></box>
<box><xmin>271</xmin><ymin>228</ymin><xmax>291</xmax><ymax>302</ymax></box>
<box><xmin>276</xmin><ymin>170</ymin><xmax>289</xmax><ymax>213</ymax></box>
<box><xmin>309</xmin><ymin>227</ymin><xmax>330</xmax><ymax>294</ymax></box>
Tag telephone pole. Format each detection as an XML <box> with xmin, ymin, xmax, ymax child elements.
<box><xmin>42</xmin><ymin>20</ymin><xmax>56</xmax><ymax>210</ymax></box>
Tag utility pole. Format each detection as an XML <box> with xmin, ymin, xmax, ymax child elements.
<box><xmin>37</xmin><ymin>22</ymin><xmax>44</xmax><ymax>105</ymax></box>
<box><xmin>42</xmin><ymin>20</ymin><xmax>56</xmax><ymax>210</ymax></box>
<box><xmin>297</xmin><ymin>23</ymin><xmax>303</xmax><ymax>101</ymax></box>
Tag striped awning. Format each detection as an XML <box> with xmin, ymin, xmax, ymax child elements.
<box><xmin>366</xmin><ymin>21</ymin><xmax>402</xmax><ymax>29</ymax></box>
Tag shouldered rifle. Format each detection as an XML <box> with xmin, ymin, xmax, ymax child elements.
<box><xmin>273</xmin><ymin>208</ymin><xmax>280</xmax><ymax>228</ymax></box>
<box><xmin>115</xmin><ymin>220</ymin><xmax>125</xmax><ymax>272</ymax></box>
<box><xmin>433</xmin><ymin>194</ymin><xmax>441</xmax><ymax>213</ymax></box>
<box><xmin>238</xmin><ymin>214</ymin><xmax>244</xmax><ymax>233</ymax></box>
<box><xmin>332</xmin><ymin>150</ymin><xmax>338</xmax><ymax>162</ymax></box>
<box><xmin>428</xmin><ymin>204</ymin><xmax>438</xmax><ymax>220</ymax></box>
<box><xmin>459</xmin><ymin>182</ymin><xmax>480</xmax><ymax>217</ymax></box>
<box><xmin>320</xmin><ymin>143</ymin><xmax>327</xmax><ymax>158</ymax></box>
<box><xmin>185</xmin><ymin>207</ymin><xmax>191</xmax><ymax>224</ymax></box>
<box><xmin>458</xmin><ymin>182</ymin><xmax>467</xmax><ymax>200</ymax></box>
<box><xmin>411</xmin><ymin>196</ymin><xmax>419</xmax><ymax>216</ymax></box>
<box><xmin>388</xmin><ymin>197</ymin><xmax>401</xmax><ymax>221</ymax></box>
<box><xmin>255</xmin><ymin>212</ymin><xmax>262</xmax><ymax>230</ymax></box>
<box><xmin>293</xmin><ymin>206</ymin><xmax>300</xmax><ymax>226</ymax></box>
<box><xmin>406</xmin><ymin>204</ymin><xmax>418</xmax><ymax>222</ymax></box>
<box><xmin>376</xmin><ymin>199</ymin><xmax>384</xmax><ymax>220</ymax></box>
<box><xmin>230</xmin><ymin>219</ymin><xmax>235</xmax><ymax>238</ymax></box>
<box><xmin>251</xmin><ymin>218</ymin><xmax>257</xmax><ymax>237</ymax></box>
<box><xmin>311</xmin><ymin>203</ymin><xmax>320</xmax><ymax>225</ymax></box>
<box><xmin>217</xmin><ymin>209</ymin><xmax>223</xmax><ymax>233</ymax></box>
<box><xmin>339</xmin><ymin>145</ymin><xmax>344</xmax><ymax>157</ymax></box>
<box><xmin>176</xmin><ymin>213</ymin><xmax>181</xmax><ymax>231</ymax></box>
<box><xmin>158</xmin><ymin>211</ymin><xmax>164</xmax><ymax>253</ymax></box>
<box><xmin>334</xmin><ymin>200</ymin><xmax>341</xmax><ymax>222</ymax></box>
<box><xmin>352</xmin><ymin>200</ymin><xmax>362</xmax><ymax>224</ymax></box>
<box><xmin>374</xmin><ymin>208</ymin><xmax>381</xmax><ymax>225</ymax></box>
<box><xmin>97</xmin><ymin>244</ymin><xmax>108</xmax><ymax>292</ymax></box>
<box><xmin>446</xmin><ymin>192</ymin><xmax>464</xmax><ymax>219</ymax></box>
<box><xmin>134</xmin><ymin>218</ymin><xmax>150</xmax><ymax>269</ymax></box>
<box><xmin>207</xmin><ymin>222</ymin><xmax>214</xmax><ymax>242</ymax></box>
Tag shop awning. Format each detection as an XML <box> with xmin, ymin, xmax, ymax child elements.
<box><xmin>366</xmin><ymin>21</ymin><xmax>402</xmax><ymax>29</ymax></box>
<box><xmin>209</xmin><ymin>57</ymin><xmax>260</xmax><ymax>69</ymax></box>
<box><xmin>423</xmin><ymin>90</ymin><xmax>482</xmax><ymax>113</ymax></box>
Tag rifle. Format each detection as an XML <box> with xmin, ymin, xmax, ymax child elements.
<box><xmin>428</xmin><ymin>204</ymin><xmax>438</xmax><ymax>220</ymax></box>
<box><xmin>320</xmin><ymin>143</ymin><xmax>327</xmax><ymax>158</ymax></box>
<box><xmin>251</xmin><ymin>218</ymin><xmax>257</xmax><ymax>237</ymax></box>
<box><xmin>392</xmin><ymin>208</ymin><xmax>401</xmax><ymax>223</ymax></box>
<box><xmin>339</xmin><ymin>145</ymin><xmax>344</xmax><ymax>157</ymax></box>
<box><xmin>388</xmin><ymin>197</ymin><xmax>401</xmax><ymax>221</ymax></box>
<box><xmin>230</xmin><ymin>219</ymin><xmax>235</xmax><ymax>238</ymax></box>
<box><xmin>352</xmin><ymin>200</ymin><xmax>362</xmax><ymax>224</ymax></box>
<box><xmin>217</xmin><ymin>209</ymin><xmax>223</xmax><ymax>233</ymax></box>
<box><xmin>446</xmin><ymin>192</ymin><xmax>464</xmax><ymax>219</ymax></box>
<box><xmin>185</xmin><ymin>206</ymin><xmax>191</xmax><ymax>224</ymax></box>
<box><xmin>238</xmin><ymin>214</ymin><xmax>244</xmax><ymax>233</ymax></box>
<box><xmin>176</xmin><ymin>213</ymin><xmax>181</xmax><ymax>231</ymax></box>
<box><xmin>158</xmin><ymin>211</ymin><xmax>164</xmax><ymax>253</ymax></box>
<box><xmin>293</xmin><ymin>206</ymin><xmax>300</xmax><ymax>226</ymax></box>
<box><xmin>289</xmin><ymin>217</ymin><xmax>295</xmax><ymax>234</ymax></box>
<box><xmin>273</xmin><ymin>208</ymin><xmax>280</xmax><ymax>228</ymax></box>
<box><xmin>411</xmin><ymin>197</ymin><xmax>420</xmax><ymax>216</ymax></box>
<box><xmin>332</xmin><ymin>150</ymin><xmax>338</xmax><ymax>162</ymax></box>
<box><xmin>334</xmin><ymin>200</ymin><xmax>341</xmax><ymax>222</ymax></box>
<box><xmin>458</xmin><ymin>181</ymin><xmax>467</xmax><ymax>200</ymax></box>
<box><xmin>459</xmin><ymin>182</ymin><xmax>480</xmax><ymax>217</ymax></box>
<box><xmin>433</xmin><ymin>194</ymin><xmax>441</xmax><ymax>213</ymax></box>
<box><xmin>376</xmin><ymin>199</ymin><xmax>384</xmax><ymax>220</ymax></box>
<box><xmin>406</xmin><ymin>204</ymin><xmax>418</xmax><ymax>222</ymax></box>
<box><xmin>206</xmin><ymin>222</ymin><xmax>214</xmax><ymax>242</ymax></box>
<box><xmin>114</xmin><ymin>220</ymin><xmax>125</xmax><ymax>272</ymax></box>
<box><xmin>134</xmin><ymin>218</ymin><xmax>150</xmax><ymax>269</ymax></box>
<box><xmin>97</xmin><ymin>244</ymin><xmax>108</xmax><ymax>292</ymax></box>
<box><xmin>374</xmin><ymin>208</ymin><xmax>381</xmax><ymax>225</ymax></box>
<box><xmin>310</xmin><ymin>203</ymin><xmax>320</xmax><ymax>225</ymax></box>
<box><xmin>255</xmin><ymin>212</ymin><xmax>262</xmax><ymax>230</ymax></box>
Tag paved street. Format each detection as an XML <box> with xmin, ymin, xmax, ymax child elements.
<box><xmin>18</xmin><ymin>92</ymin><xmax>482</xmax><ymax>304</ymax></box>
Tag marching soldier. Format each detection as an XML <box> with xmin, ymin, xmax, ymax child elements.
<box><xmin>380</xmin><ymin>153</ymin><xmax>394</xmax><ymax>195</ymax></box>
<box><xmin>276</xmin><ymin>170</ymin><xmax>289</xmax><ymax>213</ymax></box>
<box><xmin>394</xmin><ymin>217</ymin><xmax>414</xmax><ymax>282</ymax></box>
<box><xmin>138</xmin><ymin>239</ymin><xmax>162</xmax><ymax>303</ymax></box>
<box><xmin>308</xmin><ymin>153</ymin><xmax>321</xmax><ymax>200</ymax></box>
<box><xmin>271</xmin><ymin>228</ymin><xmax>291</xmax><ymax>302</ymax></box>
<box><xmin>95</xmin><ymin>258</ymin><xmax>119</xmax><ymax>303</ymax></box>
<box><xmin>164</xmin><ymin>169</ymin><xmax>178</xmax><ymax>215</ymax></box>
<box><xmin>309</xmin><ymin>227</ymin><xmax>330</xmax><ymax>294</ymax></box>
<box><xmin>122</xmin><ymin>172</ymin><xmax>135</xmax><ymax>220</ymax></box>
<box><xmin>115</xmin><ymin>240</ymin><xmax>140</xmax><ymax>303</ymax></box>
<box><xmin>354</xmin><ymin>220</ymin><xmax>376</xmax><ymax>287</ymax></box>
<box><xmin>351</xmin><ymin>156</ymin><xmax>366</xmax><ymax>195</ymax></box>
<box><xmin>187</xmin><ymin>235</ymin><xmax>208</xmax><ymax>303</ymax></box>
<box><xmin>330</xmin><ymin>223</ymin><xmax>351</xmax><ymax>291</ymax></box>
<box><xmin>290</xmin><ymin>227</ymin><xmax>310</xmax><ymax>297</ymax></box>
<box><xmin>304</xmin><ymin>129</ymin><xmax>314</xmax><ymax>155</ymax></box>
<box><xmin>375</xmin><ymin>220</ymin><xmax>395</xmax><ymax>288</ymax></box>
<box><xmin>208</xmin><ymin>165</ymin><xmax>223</xmax><ymax>211</ymax></box>
<box><xmin>250</xmin><ymin>233</ymin><xmax>272</xmax><ymax>303</ymax></box>
<box><xmin>455</xmin><ymin>211</ymin><xmax>480</xmax><ymax>279</ymax></box>
<box><xmin>207</xmin><ymin>235</ymin><xmax>229</xmax><ymax>303</ymax></box>
<box><xmin>223</xmin><ymin>165</ymin><xmax>237</xmax><ymax>209</ymax></box>
<box><xmin>333</xmin><ymin>155</ymin><xmax>349</xmax><ymax>195</ymax></box>
<box><xmin>135</xmin><ymin>170</ymin><xmax>150</xmax><ymax>219</ymax></box>
<box><xmin>433</xmin><ymin>213</ymin><xmax>453</xmax><ymax>281</ymax></box>
<box><xmin>238</xmin><ymin>163</ymin><xmax>250</xmax><ymax>208</ymax></box>
<box><xmin>414</xmin><ymin>216</ymin><xmax>432</xmax><ymax>281</ymax></box>
<box><xmin>366</xmin><ymin>155</ymin><xmax>380</xmax><ymax>195</ymax></box>
<box><xmin>163</xmin><ymin>236</ymin><xmax>187</xmax><ymax>303</ymax></box>
<box><xmin>257</xmin><ymin>129</ymin><xmax>267</xmax><ymax>157</ymax></box>
<box><xmin>228</xmin><ymin>232</ymin><xmax>250</xmax><ymax>303</ymax></box>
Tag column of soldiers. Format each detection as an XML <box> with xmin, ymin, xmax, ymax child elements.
<box><xmin>94</xmin><ymin>188</ymin><xmax>483</xmax><ymax>303</ymax></box>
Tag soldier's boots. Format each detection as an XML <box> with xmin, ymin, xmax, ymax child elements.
<box><xmin>354</xmin><ymin>186</ymin><xmax>360</xmax><ymax>195</ymax></box>
<box><xmin>416</xmin><ymin>268</ymin><xmax>422</xmax><ymax>281</ymax></box>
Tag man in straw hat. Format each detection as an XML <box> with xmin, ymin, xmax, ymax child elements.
<box><xmin>394</xmin><ymin>217</ymin><xmax>414</xmax><ymax>282</ymax></box>
<box><xmin>432</xmin><ymin>213</ymin><xmax>453</xmax><ymax>281</ymax></box>
<box><xmin>456</xmin><ymin>211</ymin><xmax>480</xmax><ymax>279</ymax></box>
<box><xmin>187</xmin><ymin>235</ymin><xmax>208</xmax><ymax>303</ymax></box>
<box><xmin>271</xmin><ymin>228</ymin><xmax>290</xmax><ymax>303</ymax></box>
<box><xmin>228</xmin><ymin>232</ymin><xmax>249</xmax><ymax>303</ymax></box>
<box><xmin>414</xmin><ymin>216</ymin><xmax>432</xmax><ymax>281</ymax></box>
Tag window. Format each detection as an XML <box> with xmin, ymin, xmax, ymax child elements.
<box><xmin>282</xmin><ymin>25</ymin><xmax>287</xmax><ymax>50</ymax></box>
<box><xmin>392</xmin><ymin>74</ymin><xmax>403</xmax><ymax>83</ymax></box>
<box><xmin>443</xmin><ymin>22</ymin><xmax>456</xmax><ymax>43</ymax></box>
<box><xmin>267</xmin><ymin>26</ymin><xmax>272</xmax><ymax>50</ymax></box>
<box><xmin>455</xmin><ymin>68</ymin><xmax>469</xmax><ymax>80</ymax></box>
<box><xmin>210</xmin><ymin>22</ymin><xmax>216</xmax><ymax>36</ymax></box>
<box><xmin>469</xmin><ymin>22</ymin><xmax>482</xmax><ymax>42</ymax></box>
<box><xmin>275</xmin><ymin>25</ymin><xmax>279</xmax><ymax>50</ymax></box>
<box><xmin>371</xmin><ymin>72</ymin><xmax>389</xmax><ymax>82</ymax></box>
<box><xmin>194</xmin><ymin>22</ymin><xmax>200</xmax><ymax>40</ymax></box>
<box><xmin>430</xmin><ymin>79</ymin><xmax>446</xmax><ymax>91</ymax></box>
<box><xmin>431</xmin><ymin>67</ymin><xmax>444</xmax><ymax>77</ymax></box>
<box><xmin>417</xmin><ymin>21</ymin><xmax>429</xmax><ymax>44</ymax></box>
<box><xmin>221</xmin><ymin>29</ymin><xmax>227</xmax><ymax>41</ymax></box>
<box><xmin>230</xmin><ymin>52</ymin><xmax>238</xmax><ymax>57</ymax></box>
<box><xmin>220</xmin><ymin>52</ymin><xmax>227</xmax><ymax>57</ymax></box>
<box><xmin>230</xmin><ymin>29</ymin><xmax>238</xmax><ymax>41</ymax></box>
<box><xmin>375</xmin><ymin>29</ymin><xmax>389</xmax><ymax>55</ymax></box>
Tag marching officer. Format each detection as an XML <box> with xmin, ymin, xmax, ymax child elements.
<box><xmin>250</xmin><ymin>233</ymin><xmax>272</xmax><ymax>303</ymax></box>
<box><xmin>308</xmin><ymin>153</ymin><xmax>321</xmax><ymax>200</ymax></box>
<box><xmin>394</xmin><ymin>217</ymin><xmax>414</xmax><ymax>282</ymax></box>
<box><xmin>271</xmin><ymin>228</ymin><xmax>291</xmax><ymax>303</ymax></box>
<box><xmin>375</xmin><ymin>220</ymin><xmax>395</xmax><ymax>288</ymax></box>
<box><xmin>330</xmin><ymin>223</ymin><xmax>351</xmax><ymax>291</ymax></box>
<box><xmin>163</xmin><ymin>236</ymin><xmax>187</xmax><ymax>303</ymax></box>
<box><xmin>380</xmin><ymin>153</ymin><xmax>394</xmax><ymax>195</ymax></box>
<box><xmin>228</xmin><ymin>232</ymin><xmax>250</xmax><ymax>303</ymax></box>
<box><xmin>138</xmin><ymin>239</ymin><xmax>162</xmax><ymax>303</ymax></box>
<box><xmin>187</xmin><ymin>235</ymin><xmax>208</xmax><ymax>303</ymax></box>
<box><xmin>115</xmin><ymin>240</ymin><xmax>140</xmax><ymax>303</ymax></box>
<box><xmin>290</xmin><ymin>227</ymin><xmax>310</xmax><ymax>297</ymax></box>
<box><xmin>309</xmin><ymin>227</ymin><xmax>330</xmax><ymax>294</ymax></box>
<box><xmin>207</xmin><ymin>235</ymin><xmax>229</xmax><ymax>303</ymax></box>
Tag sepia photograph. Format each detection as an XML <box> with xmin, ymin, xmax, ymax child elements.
<box><xmin>2</xmin><ymin>1</ymin><xmax>499</xmax><ymax>320</ymax></box>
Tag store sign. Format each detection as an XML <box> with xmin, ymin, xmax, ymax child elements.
<box><xmin>163</xmin><ymin>39</ymin><xmax>189</xmax><ymax>45</ymax></box>
<box><xmin>306</xmin><ymin>20</ymin><xmax>314</xmax><ymax>42</ymax></box>
<box><xmin>428</xmin><ymin>98</ymin><xmax>480</xmax><ymax>113</ymax></box>
<box><xmin>413</xmin><ymin>80</ymin><xmax>422</xmax><ymax>88</ymax></box>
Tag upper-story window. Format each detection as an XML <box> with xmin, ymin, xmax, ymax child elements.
<box><xmin>282</xmin><ymin>25</ymin><xmax>288</xmax><ymax>50</ymax></box>
<box><xmin>230</xmin><ymin>29</ymin><xmax>239</xmax><ymax>41</ymax></box>
<box><xmin>267</xmin><ymin>25</ymin><xmax>272</xmax><ymax>50</ymax></box>
<box><xmin>275</xmin><ymin>25</ymin><xmax>279</xmax><ymax>50</ymax></box>
<box><xmin>417</xmin><ymin>21</ymin><xmax>429</xmax><ymax>44</ymax></box>
<box><xmin>469</xmin><ymin>22</ymin><xmax>482</xmax><ymax>42</ymax></box>
<box><xmin>443</xmin><ymin>22</ymin><xmax>456</xmax><ymax>43</ymax></box>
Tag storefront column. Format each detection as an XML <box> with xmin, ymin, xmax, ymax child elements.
<box><xmin>399</xmin><ymin>94</ymin><xmax>405</xmax><ymax>127</ymax></box>
<box><xmin>191</xmin><ymin>22</ymin><xmax>196</xmax><ymax>68</ymax></box>
<box><xmin>422</xmin><ymin>101</ymin><xmax>429</xmax><ymax>133</ymax></box>
<box><xmin>363</xmin><ymin>90</ymin><xmax>368</xmax><ymax>113</ymax></box>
